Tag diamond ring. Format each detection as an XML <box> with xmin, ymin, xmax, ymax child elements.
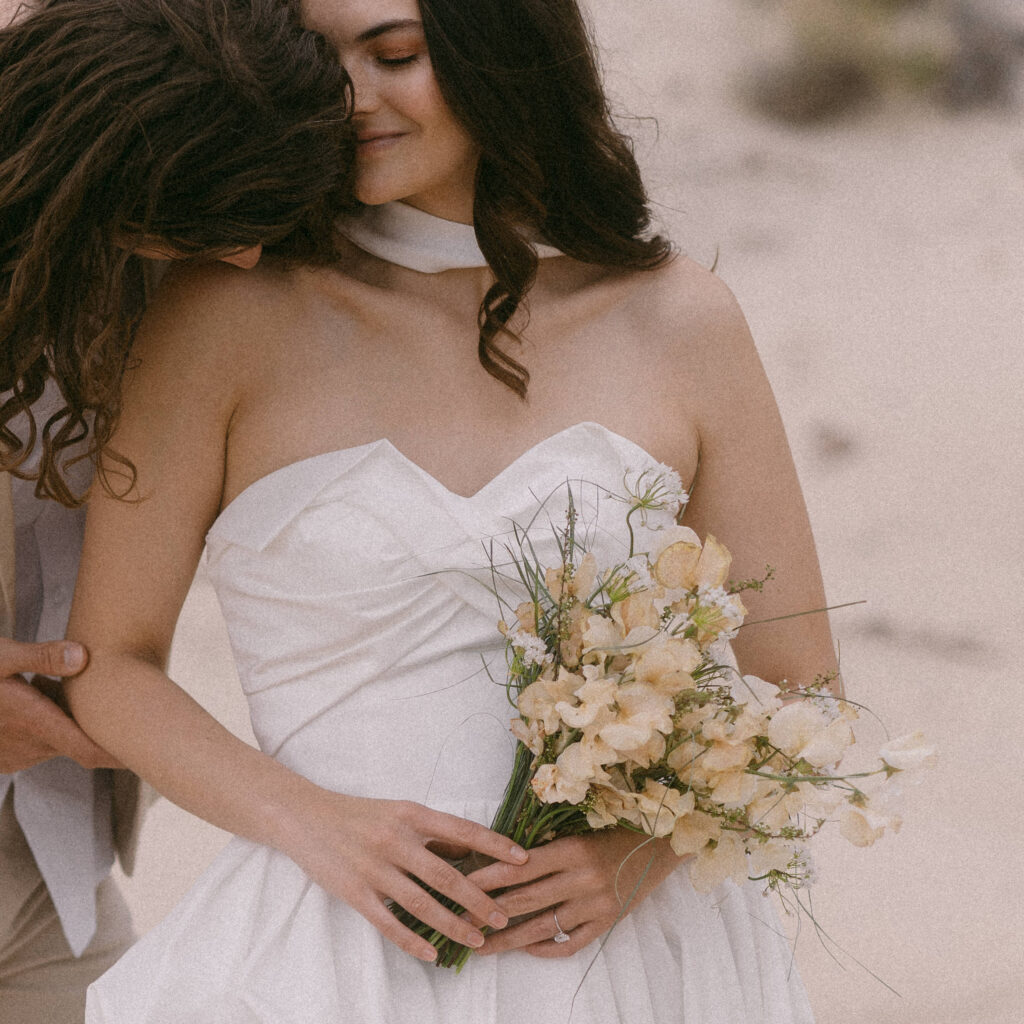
<box><xmin>552</xmin><ymin>909</ymin><xmax>571</xmax><ymax>944</ymax></box>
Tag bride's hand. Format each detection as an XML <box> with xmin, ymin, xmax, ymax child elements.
<box><xmin>279</xmin><ymin>791</ymin><xmax>526</xmax><ymax>962</ymax></box>
<box><xmin>467</xmin><ymin>828</ymin><xmax>683</xmax><ymax>958</ymax></box>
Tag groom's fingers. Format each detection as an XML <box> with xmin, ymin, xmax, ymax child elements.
<box><xmin>0</xmin><ymin>637</ymin><xmax>88</xmax><ymax>679</ymax></box>
<box><xmin>0</xmin><ymin>676</ymin><xmax>123</xmax><ymax>771</ymax></box>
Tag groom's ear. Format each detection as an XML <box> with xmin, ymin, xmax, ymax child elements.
<box><xmin>115</xmin><ymin>233</ymin><xmax>264</xmax><ymax>270</ymax></box>
<box><xmin>216</xmin><ymin>245</ymin><xmax>263</xmax><ymax>270</ymax></box>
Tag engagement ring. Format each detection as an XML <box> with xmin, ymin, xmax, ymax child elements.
<box><xmin>552</xmin><ymin>909</ymin><xmax>571</xmax><ymax>944</ymax></box>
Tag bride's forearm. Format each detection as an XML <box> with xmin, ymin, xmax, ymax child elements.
<box><xmin>63</xmin><ymin>649</ymin><xmax>318</xmax><ymax>852</ymax></box>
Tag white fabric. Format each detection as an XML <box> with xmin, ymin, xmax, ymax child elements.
<box><xmin>86</xmin><ymin>422</ymin><xmax>814</xmax><ymax>1023</ymax></box>
<box><xmin>337</xmin><ymin>200</ymin><xmax>562</xmax><ymax>272</ymax></box>
<box><xmin>0</xmin><ymin>382</ymin><xmax>114</xmax><ymax>958</ymax></box>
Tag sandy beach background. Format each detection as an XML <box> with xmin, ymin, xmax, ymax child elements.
<box><xmin>114</xmin><ymin>2</ymin><xmax>1023</xmax><ymax>1021</ymax></box>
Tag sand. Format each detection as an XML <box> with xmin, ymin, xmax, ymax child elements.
<box><xmin>114</xmin><ymin>3</ymin><xmax>1024</xmax><ymax>1021</ymax></box>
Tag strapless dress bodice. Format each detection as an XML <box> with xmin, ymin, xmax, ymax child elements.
<box><xmin>203</xmin><ymin>422</ymin><xmax>651</xmax><ymax>804</ymax></box>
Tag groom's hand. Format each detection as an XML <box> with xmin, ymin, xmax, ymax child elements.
<box><xmin>0</xmin><ymin>637</ymin><xmax>123</xmax><ymax>772</ymax></box>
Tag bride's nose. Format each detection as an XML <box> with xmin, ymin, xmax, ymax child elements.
<box><xmin>346</xmin><ymin>60</ymin><xmax>381</xmax><ymax>118</ymax></box>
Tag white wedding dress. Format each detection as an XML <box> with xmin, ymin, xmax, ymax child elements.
<box><xmin>85</xmin><ymin>421</ymin><xmax>815</xmax><ymax>1024</ymax></box>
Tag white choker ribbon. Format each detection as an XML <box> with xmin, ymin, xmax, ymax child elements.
<box><xmin>336</xmin><ymin>201</ymin><xmax>561</xmax><ymax>273</ymax></box>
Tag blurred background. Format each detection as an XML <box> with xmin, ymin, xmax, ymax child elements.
<box><xmin>117</xmin><ymin>2</ymin><xmax>1024</xmax><ymax>1022</ymax></box>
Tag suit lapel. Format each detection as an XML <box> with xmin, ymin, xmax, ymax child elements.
<box><xmin>0</xmin><ymin>472</ymin><xmax>15</xmax><ymax>637</ymax></box>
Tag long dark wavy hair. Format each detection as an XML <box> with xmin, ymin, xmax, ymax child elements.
<box><xmin>0</xmin><ymin>0</ymin><xmax>353</xmax><ymax>506</ymax></box>
<box><xmin>418</xmin><ymin>0</ymin><xmax>673</xmax><ymax>397</ymax></box>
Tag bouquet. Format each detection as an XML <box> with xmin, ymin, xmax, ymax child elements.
<box><xmin>397</xmin><ymin>465</ymin><xmax>935</xmax><ymax>969</ymax></box>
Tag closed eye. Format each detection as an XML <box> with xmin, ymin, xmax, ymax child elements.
<box><xmin>377</xmin><ymin>53</ymin><xmax>420</xmax><ymax>68</ymax></box>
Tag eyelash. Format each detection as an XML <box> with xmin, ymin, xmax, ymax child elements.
<box><xmin>377</xmin><ymin>54</ymin><xmax>419</xmax><ymax>68</ymax></box>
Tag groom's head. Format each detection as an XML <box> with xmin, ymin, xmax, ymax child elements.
<box><xmin>0</xmin><ymin>0</ymin><xmax>355</xmax><ymax>504</ymax></box>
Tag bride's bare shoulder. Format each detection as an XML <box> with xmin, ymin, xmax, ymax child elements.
<box><xmin>624</xmin><ymin>254</ymin><xmax>753</xmax><ymax>352</ymax></box>
<box><xmin>134</xmin><ymin>260</ymin><xmax>312</xmax><ymax>372</ymax></box>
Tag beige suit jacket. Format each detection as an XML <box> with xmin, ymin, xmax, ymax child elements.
<box><xmin>0</xmin><ymin>472</ymin><xmax>145</xmax><ymax>874</ymax></box>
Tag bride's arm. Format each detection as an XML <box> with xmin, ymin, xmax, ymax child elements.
<box><xmin>477</xmin><ymin>262</ymin><xmax>838</xmax><ymax>958</ymax></box>
<box><xmin>64</xmin><ymin>266</ymin><xmax>521</xmax><ymax>961</ymax></box>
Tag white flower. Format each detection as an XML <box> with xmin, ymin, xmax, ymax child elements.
<box><xmin>623</xmin><ymin>555</ymin><xmax>655</xmax><ymax>592</ymax></box>
<box><xmin>507</xmin><ymin>627</ymin><xmax>552</xmax><ymax>667</ymax></box>
<box><xmin>623</xmin><ymin>463</ymin><xmax>689</xmax><ymax>521</ymax></box>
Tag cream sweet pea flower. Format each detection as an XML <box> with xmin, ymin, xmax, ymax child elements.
<box><xmin>586</xmin><ymin>783</ymin><xmax>642</xmax><ymax>829</ymax></box>
<box><xmin>689</xmin><ymin>831</ymin><xmax>748</xmax><ymax>892</ymax></box>
<box><xmin>766</xmin><ymin>700</ymin><xmax>854</xmax><ymax>768</ymax></box>
<box><xmin>669</xmin><ymin>807</ymin><xmax>721</xmax><ymax>857</ymax></box>
<box><xmin>555</xmin><ymin>675</ymin><xmax>617</xmax><ymax>730</ymax></box>
<box><xmin>518</xmin><ymin>668</ymin><xmax>582</xmax><ymax>734</ymax></box>
<box><xmin>510</xmin><ymin>715</ymin><xmax>545</xmax><ymax>756</ymax></box>
<box><xmin>746</xmin><ymin>779</ymin><xmax>805</xmax><ymax>831</ymax></box>
<box><xmin>634</xmin><ymin>780</ymin><xmax>691</xmax><ymax>837</ymax></box>
<box><xmin>839</xmin><ymin>801</ymin><xmax>902</xmax><ymax>847</ymax></box>
<box><xmin>582</xmin><ymin>613</ymin><xmax>624</xmax><ymax>653</ymax></box>
<box><xmin>747</xmin><ymin>838</ymin><xmax>800</xmax><ymax>879</ymax></box>
<box><xmin>611</xmin><ymin>591</ymin><xmax>661</xmax><ymax>634</ymax></box>
<box><xmin>878</xmin><ymin>731</ymin><xmax>937</xmax><ymax>772</ymax></box>
<box><xmin>654</xmin><ymin>533</ymin><xmax>732</xmax><ymax>593</ymax></box>
<box><xmin>559</xmin><ymin>602</ymin><xmax>590</xmax><ymax>668</ymax></box>
<box><xmin>573</xmin><ymin>552</ymin><xmax>598</xmax><ymax>599</ymax></box>
<box><xmin>708</xmin><ymin>767</ymin><xmax>759</xmax><ymax>809</ymax></box>
<box><xmin>634</xmin><ymin>639</ymin><xmax>701</xmax><ymax>697</ymax></box>
<box><xmin>729</xmin><ymin>674</ymin><xmax>784</xmax><ymax>716</ymax></box>
<box><xmin>614</xmin><ymin>730</ymin><xmax>668</xmax><ymax>770</ymax></box>
<box><xmin>666</xmin><ymin>738</ymin><xmax>714</xmax><ymax>792</ymax></box>
<box><xmin>647</xmin><ymin>525</ymin><xmax>702</xmax><ymax>564</ymax></box>
<box><xmin>700</xmin><ymin>736</ymin><xmax>754</xmax><ymax>773</ymax></box>
<box><xmin>531</xmin><ymin>739</ymin><xmax>612</xmax><ymax>805</ymax></box>
<box><xmin>597</xmin><ymin>681</ymin><xmax>675</xmax><ymax>755</ymax></box>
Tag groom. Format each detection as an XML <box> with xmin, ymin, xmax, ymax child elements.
<box><xmin>0</xmin><ymin>471</ymin><xmax>143</xmax><ymax>1023</ymax></box>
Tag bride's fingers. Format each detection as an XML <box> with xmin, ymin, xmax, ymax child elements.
<box><xmin>490</xmin><ymin>874</ymin><xmax>569</xmax><ymax>921</ymax></box>
<box><xmin>404</xmin><ymin>846</ymin><xmax>511</xmax><ymax>933</ymax></box>
<box><xmin>521</xmin><ymin>918</ymin><xmax>606</xmax><ymax>960</ymax></box>
<box><xmin>416</xmin><ymin>805</ymin><xmax>528</xmax><ymax>867</ymax></box>
<box><xmin>476</xmin><ymin>903</ymin><xmax>589</xmax><ymax>957</ymax></box>
<box><xmin>359</xmin><ymin>895</ymin><xmax>443</xmax><ymax>963</ymax></box>
<box><xmin>464</xmin><ymin>838</ymin><xmax>567</xmax><ymax>892</ymax></box>
<box><xmin>387</xmin><ymin>872</ymin><xmax>489</xmax><ymax>949</ymax></box>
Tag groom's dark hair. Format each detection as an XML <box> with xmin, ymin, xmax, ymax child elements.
<box><xmin>0</xmin><ymin>0</ymin><xmax>354</xmax><ymax>506</ymax></box>
<box><xmin>419</xmin><ymin>0</ymin><xmax>673</xmax><ymax>398</ymax></box>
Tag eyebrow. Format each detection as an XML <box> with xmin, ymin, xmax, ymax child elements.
<box><xmin>356</xmin><ymin>19</ymin><xmax>422</xmax><ymax>44</ymax></box>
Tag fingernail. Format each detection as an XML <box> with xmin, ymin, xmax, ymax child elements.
<box><xmin>63</xmin><ymin>643</ymin><xmax>86</xmax><ymax>672</ymax></box>
<box><xmin>510</xmin><ymin>844</ymin><xmax>527</xmax><ymax>862</ymax></box>
<box><xmin>466</xmin><ymin>931</ymin><xmax>485</xmax><ymax>949</ymax></box>
<box><xmin>488</xmin><ymin>911</ymin><xmax>508</xmax><ymax>929</ymax></box>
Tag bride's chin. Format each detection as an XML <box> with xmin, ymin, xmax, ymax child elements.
<box><xmin>352</xmin><ymin>173</ymin><xmax>405</xmax><ymax>209</ymax></box>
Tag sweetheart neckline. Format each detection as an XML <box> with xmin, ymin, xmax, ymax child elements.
<box><xmin>211</xmin><ymin>421</ymin><xmax>661</xmax><ymax>531</ymax></box>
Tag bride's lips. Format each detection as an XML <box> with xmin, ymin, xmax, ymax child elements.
<box><xmin>356</xmin><ymin>131</ymin><xmax>407</xmax><ymax>156</ymax></box>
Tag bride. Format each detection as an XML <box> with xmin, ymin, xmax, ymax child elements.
<box><xmin>67</xmin><ymin>0</ymin><xmax>836</xmax><ymax>1020</ymax></box>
